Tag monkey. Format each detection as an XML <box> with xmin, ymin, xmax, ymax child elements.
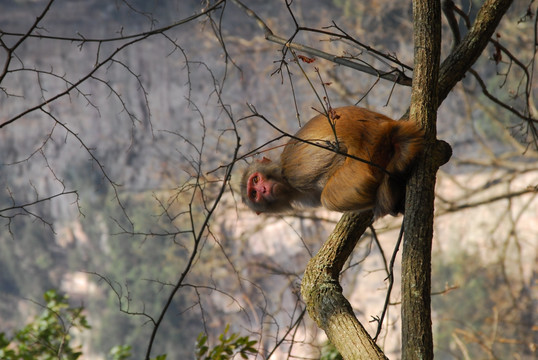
<box><xmin>241</xmin><ymin>106</ymin><xmax>424</xmax><ymax>219</ymax></box>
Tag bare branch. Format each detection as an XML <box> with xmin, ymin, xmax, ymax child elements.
<box><xmin>231</xmin><ymin>0</ymin><xmax>412</xmax><ymax>86</ymax></box>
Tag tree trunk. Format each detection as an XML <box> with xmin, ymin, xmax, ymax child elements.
<box><xmin>301</xmin><ymin>211</ymin><xmax>387</xmax><ymax>360</ymax></box>
<box><xmin>300</xmin><ymin>0</ymin><xmax>514</xmax><ymax>359</ymax></box>
<box><xmin>401</xmin><ymin>0</ymin><xmax>441</xmax><ymax>359</ymax></box>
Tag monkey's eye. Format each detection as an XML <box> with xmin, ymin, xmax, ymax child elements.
<box><xmin>250</xmin><ymin>190</ymin><xmax>257</xmax><ymax>200</ymax></box>
<box><xmin>252</xmin><ymin>175</ymin><xmax>259</xmax><ymax>184</ymax></box>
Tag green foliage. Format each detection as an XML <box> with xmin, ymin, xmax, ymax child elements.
<box><xmin>110</xmin><ymin>345</ymin><xmax>164</xmax><ymax>360</ymax></box>
<box><xmin>195</xmin><ymin>324</ymin><xmax>258</xmax><ymax>360</ymax></box>
<box><xmin>0</xmin><ymin>291</ymin><xmax>170</xmax><ymax>360</ymax></box>
<box><xmin>0</xmin><ymin>290</ymin><xmax>90</xmax><ymax>360</ymax></box>
<box><xmin>109</xmin><ymin>345</ymin><xmax>132</xmax><ymax>360</ymax></box>
<box><xmin>320</xmin><ymin>342</ymin><xmax>343</xmax><ymax>360</ymax></box>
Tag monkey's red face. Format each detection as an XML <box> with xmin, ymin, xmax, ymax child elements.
<box><xmin>246</xmin><ymin>172</ymin><xmax>278</xmax><ymax>205</ymax></box>
<box><xmin>241</xmin><ymin>160</ymin><xmax>294</xmax><ymax>214</ymax></box>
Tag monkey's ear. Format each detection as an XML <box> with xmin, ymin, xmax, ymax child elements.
<box><xmin>259</xmin><ymin>157</ymin><xmax>272</xmax><ymax>164</ymax></box>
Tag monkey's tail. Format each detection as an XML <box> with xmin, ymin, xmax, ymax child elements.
<box><xmin>373</xmin><ymin>121</ymin><xmax>424</xmax><ymax>218</ymax></box>
<box><xmin>387</xmin><ymin>121</ymin><xmax>424</xmax><ymax>175</ymax></box>
<box><xmin>373</xmin><ymin>122</ymin><xmax>423</xmax><ymax>218</ymax></box>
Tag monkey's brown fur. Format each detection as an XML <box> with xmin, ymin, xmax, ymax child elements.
<box><xmin>242</xmin><ymin>106</ymin><xmax>424</xmax><ymax>218</ymax></box>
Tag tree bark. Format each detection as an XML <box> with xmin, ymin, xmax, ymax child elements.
<box><xmin>438</xmin><ymin>0</ymin><xmax>514</xmax><ymax>104</ymax></box>
<box><xmin>301</xmin><ymin>211</ymin><xmax>387</xmax><ymax>360</ymax></box>
<box><xmin>401</xmin><ymin>1</ymin><xmax>513</xmax><ymax>357</ymax></box>
<box><xmin>401</xmin><ymin>0</ymin><xmax>441</xmax><ymax>359</ymax></box>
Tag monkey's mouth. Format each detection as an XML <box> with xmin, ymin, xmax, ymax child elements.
<box><xmin>268</xmin><ymin>184</ymin><xmax>280</xmax><ymax>198</ymax></box>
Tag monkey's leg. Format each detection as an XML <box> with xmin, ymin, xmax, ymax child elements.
<box><xmin>320</xmin><ymin>159</ymin><xmax>380</xmax><ymax>212</ymax></box>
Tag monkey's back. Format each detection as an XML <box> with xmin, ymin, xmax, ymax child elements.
<box><xmin>280</xmin><ymin>106</ymin><xmax>423</xmax><ymax>214</ymax></box>
<box><xmin>281</xmin><ymin>106</ymin><xmax>395</xmax><ymax>176</ymax></box>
